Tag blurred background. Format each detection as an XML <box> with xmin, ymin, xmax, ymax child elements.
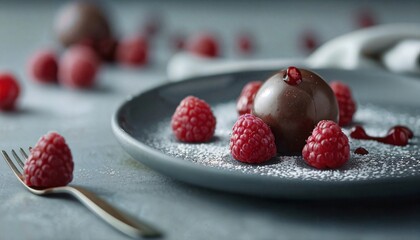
<box><xmin>1</xmin><ymin>0</ymin><xmax>420</xmax><ymax>78</ymax></box>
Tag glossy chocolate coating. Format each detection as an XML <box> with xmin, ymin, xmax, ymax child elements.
<box><xmin>54</xmin><ymin>1</ymin><xmax>113</xmax><ymax>47</ymax></box>
<box><xmin>252</xmin><ymin>68</ymin><xmax>338</xmax><ymax>154</ymax></box>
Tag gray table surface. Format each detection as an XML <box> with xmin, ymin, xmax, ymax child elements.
<box><xmin>1</xmin><ymin>1</ymin><xmax>420</xmax><ymax>240</ymax></box>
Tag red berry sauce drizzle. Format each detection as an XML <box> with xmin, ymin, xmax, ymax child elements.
<box><xmin>354</xmin><ymin>147</ymin><xmax>369</xmax><ymax>155</ymax></box>
<box><xmin>350</xmin><ymin>125</ymin><xmax>414</xmax><ymax>146</ymax></box>
<box><xmin>283</xmin><ymin>66</ymin><xmax>302</xmax><ymax>85</ymax></box>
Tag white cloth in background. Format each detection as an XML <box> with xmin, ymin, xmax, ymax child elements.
<box><xmin>382</xmin><ymin>39</ymin><xmax>420</xmax><ymax>74</ymax></box>
<box><xmin>307</xmin><ymin>23</ymin><xmax>420</xmax><ymax>72</ymax></box>
<box><xmin>167</xmin><ymin>23</ymin><xmax>420</xmax><ymax>81</ymax></box>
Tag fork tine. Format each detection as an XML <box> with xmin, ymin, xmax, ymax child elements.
<box><xmin>20</xmin><ymin>147</ymin><xmax>29</xmax><ymax>160</ymax></box>
<box><xmin>11</xmin><ymin>149</ymin><xmax>24</xmax><ymax>169</ymax></box>
<box><xmin>1</xmin><ymin>150</ymin><xmax>24</xmax><ymax>178</ymax></box>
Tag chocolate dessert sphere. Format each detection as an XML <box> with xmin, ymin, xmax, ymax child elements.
<box><xmin>252</xmin><ymin>67</ymin><xmax>339</xmax><ymax>154</ymax></box>
<box><xmin>54</xmin><ymin>1</ymin><xmax>113</xmax><ymax>47</ymax></box>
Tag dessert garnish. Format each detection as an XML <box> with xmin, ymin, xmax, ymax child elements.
<box><xmin>252</xmin><ymin>67</ymin><xmax>338</xmax><ymax>153</ymax></box>
<box><xmin>330</xmin><ymin>81</ymin><xmax>357</xmax><ymax>126</ymax></box>
<box><xmin>350</xmin><ymin>125</ymin><xmax>413</xmax><ymax>146</ymax></box>
<box><xmin>171</xmin><ymin>96</ymin><xmax>216</xmax><ymax>143</ymax></box>
<box><xmin>236</xmin><ymin>81</ymin><xmax>262</xmax><ymax>115</ymax></box>
<box><xmin>230</xmin><ymin>114</ymin><xmax>276</xmax><ymax>164</ymax></box>
<box><xmin>302</xmin><ymin>120</ymin><xmax>350</xmax><ymax>169</ymax></box>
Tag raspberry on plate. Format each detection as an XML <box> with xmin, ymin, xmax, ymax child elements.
<box><xmin>230</xmin><ymin>114</ymin><xmax>277</xmax><ymax>164</ymax></box>
<box><xmin>330</xmin><ymin>81</ymin><xmax>356</xmax><ymax>126</ymax></box>
<box><xmin>59</xmin><ymin>45</ymin><xmax>99</xmax><ymax>89</ymax></box>
<box><xmin>236</xmin><ymin>81</ymin><xmax>262</xmax><ymax>115</ymax></box>
<box><xmin>171</xmin><ymin>96</ymin><xmax>216</xmax><ymax>143</ymax></box>
<box><xmin>24</xmin><ymin>132</ymin><xmax>74</xmax><ymax>188</ymax></box>
<box><xmin>186</xmin><ymin>33</ymin><xmax>219</xmax><ymax>58</ymax></box>
<box><xmin>302</xmin><ymin>120</ymin><xmax>350</xmax><ymax>169</ymax></box>
<box><xmin>27</xmin><ymin>49</ymin><xmax>58</xmax><ymax>83</ymax></box>
<box><xmin>0</xmin><ymin>73</ymin><xmax>20</xmax><ymax>111</ymax></box>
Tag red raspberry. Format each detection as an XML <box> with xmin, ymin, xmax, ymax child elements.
<box><xmin>116</xmin><ymin>35</ymin><xmax>148</xmax><ymax>67</ymax></box>
<box><xmin>300</xmin><ymin>30</ymin><xmax>319</xmax><ymax>53</ymax></box>
<box><xmin>171</xmin><ymin>96</ymin><xmax>216</xmax><ymax>142</ymax></box>
<box><xmin>284</xmin><ymin>66</ymin><xmax>302</xmax><ymax>85</ymax></box>
<box><xmin>0</xmin><ymin>73</ymin><xmax>20</xmax><ymax>111</ymax></box>
<box><xmin>236</xmin><ymin>81</ymin><xmax>262</xmax><ymax>115</ymax></box>
<box><xmin>186</xmin><ymin>33</ymin><xmax>219</xmax><ymax>58</ymax></box>
<box><xmin>302</xmin><ymin>120</ymin><xmax>350</xmax><ymax>169</ymax></box>
<box><xmin>24</xmin><ymin>132</ymin><xmax>74</xmax><ymax>188</ymax></box>
<box><xmin>59</xmin><ymin>45</ymin><xmax>99</xmax><ymax>89</ymax></box>
<box><xmin>79</xmin><ymin>37</ymin><xmax>118</xmax><ymax>62</ymax></box>
<box><xmin>237</xmin><ymin>32</ymin><xmax>254</xmax><ymax>54</ymax></box>
<box><xmin>356</xmin><ymin>8</ymin><xmax>376</xmax><ymax>28</ymax></box>
<box><xmin>230</xmin><ymin>114</ymin><xmax>277</xmax><ymax>164</ymax></box>
<box><xmin>97</xmin><ymin>38</ymin><xmax>118</xmax><ymax>62</ymax></box>
<box><xmin>330</xmin><ymin>81</ymin><xmax>356</xmax><ymax>126</ymax></box>
<box><xmin>142</xmin><ymin>13</ymin><xmax>163</xmax><ymax>37</ymax></box>
<box><xmin>170</xmin><ymin>32</ymin><xmax>186</xmax><ymax>51</ymax></box>
<box><xmin>27</xmin><ymin>49</ymin><xmax>58</xmax><ymax>83</ymax></box>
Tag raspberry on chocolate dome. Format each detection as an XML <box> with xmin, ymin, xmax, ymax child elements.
<box><xmin>252</xmin><ymin>67</ymin><xmax>339</xmax><ymax>154</ymax></box>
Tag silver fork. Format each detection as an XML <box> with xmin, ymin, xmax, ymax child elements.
<box><xmin>1</xmin><ymin>148</ymin><xmax>162</xmax><ymax>239</ymax></box>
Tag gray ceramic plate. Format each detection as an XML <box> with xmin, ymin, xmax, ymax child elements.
<box><xmin>112</xmin><ymin>68</ymin><xmax>420</xmax><ymax>199</ymax></box>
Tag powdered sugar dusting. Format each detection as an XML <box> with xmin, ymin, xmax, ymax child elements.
<box><xmin>141</xmin><ymin>102</ymin><xmax>420</xmax><ymax>182</ymax></box>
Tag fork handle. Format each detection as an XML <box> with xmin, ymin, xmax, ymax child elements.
<box><xmin>57</xmin><ymin>185</ymin><xmax>162</xmax><ymax>238</ymax></box>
